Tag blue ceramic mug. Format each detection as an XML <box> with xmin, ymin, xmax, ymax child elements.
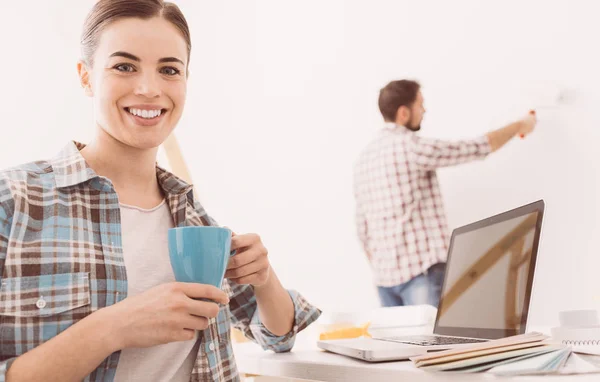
<box><xmin>168</xmin><ymin>226</ymin><xmax>232</xmax><ymax>288</ymax></box>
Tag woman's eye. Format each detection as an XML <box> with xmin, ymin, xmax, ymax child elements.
<box><xmin>114</xmin><ymin>64</ymin><xmax>135</xmax><ymax>72</ymax></box>
<box><xmin>161</xmin><ymin>66</ymin><xmax>181</xmax><ymax>76</ymax></box>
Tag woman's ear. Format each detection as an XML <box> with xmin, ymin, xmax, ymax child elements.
<box><xmin>77</xmin><ymin>60</ymin><xmax>94</xmax><ymax>97</ymax></box>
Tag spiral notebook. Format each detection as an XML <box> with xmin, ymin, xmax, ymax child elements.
<box><xmin>551</xmin><ymin>326</ymin><xmax>600</xmax><ymax>355</ymax></box>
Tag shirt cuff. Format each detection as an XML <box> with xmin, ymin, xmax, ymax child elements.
<box><xmin>478</xmin><ymin>135</ymin><xmax>493</xmax><ymax>156</ymax></box>
<box><xmin>248</xmin><ymin>290</ymin><xmax>321</xmax><ymax>353</ymax></box>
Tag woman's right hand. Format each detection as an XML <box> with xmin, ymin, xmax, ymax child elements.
<box><xmin>103</xmin><ymin>282</ymin><xmax>229</xmax><ymax>350</ymax></box>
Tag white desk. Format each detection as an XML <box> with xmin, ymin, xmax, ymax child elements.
<box><xmin>233</xmin><ymin>327</ymin><xmax>600</xmax><ymax>382</ymax></box>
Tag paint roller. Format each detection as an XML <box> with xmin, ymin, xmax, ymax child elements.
<box><xmin>519</xmin><ymin>86</ymin><xmax>574</xmax><ymax>139</ymax></box>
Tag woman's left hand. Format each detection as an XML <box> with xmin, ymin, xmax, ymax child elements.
<box><xmin>225</xmin><ymin>232</ymin><xmax>271</xmax><ymax>287</ymax></box>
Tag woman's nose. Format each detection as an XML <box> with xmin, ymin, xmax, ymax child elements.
<box><xmin>134</xmin><ymin>73</ymin><xmax>161</xmax><ymax>98</ymax></box>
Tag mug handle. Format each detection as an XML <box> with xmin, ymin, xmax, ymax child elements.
<box><xmin>225</xmin><ymin>226</ymin><xmax>237</xmax><ymax>257</ymax></box>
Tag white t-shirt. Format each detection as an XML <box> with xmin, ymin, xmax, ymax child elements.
<box><xmin>114</xmin><ymin>200</ymin><xmax>199</xmax><ymax>382</ymax></box>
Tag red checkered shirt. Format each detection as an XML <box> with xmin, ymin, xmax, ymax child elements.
<box><xmin>353</xmin><ymin>124</ymin><xmax>492</xmax><ymax>287</ymax></box>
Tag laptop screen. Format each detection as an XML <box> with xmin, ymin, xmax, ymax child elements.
<box><xmin>434</xmin><ymin>200</ymin><xmax>545</xmax><ymax>339</ymax></box>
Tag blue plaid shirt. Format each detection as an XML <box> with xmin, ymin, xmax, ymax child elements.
<box><xmin>0</xmin><ymin>141</ymin><xmax>321</xmax><ymax>381</ymax></box>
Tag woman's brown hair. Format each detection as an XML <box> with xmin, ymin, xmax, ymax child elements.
<box><xmin>81</xmin><ymin>0</ymin><xmax>191</xmax><ymax>66</ymax></box>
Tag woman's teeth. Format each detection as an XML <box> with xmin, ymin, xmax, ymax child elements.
<box><xmin>127</xmin><ymin>108</ymin><xmax>162</xmax><ymax>119</ymax></box>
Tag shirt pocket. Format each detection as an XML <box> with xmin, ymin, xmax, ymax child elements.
<box><xmin>0</xmin><ymin>272</ymin><xmax>91</xmax><ymax>318</ymax></box>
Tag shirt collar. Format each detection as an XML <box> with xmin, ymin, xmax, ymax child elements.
<box><xmin>51</xmin><ymin>141</ymin><xmax>194</xmax><ymax>198</ymax></box>
<box><xmin>50</xmin><ymin>141</ymin><xmax>98</xmax><ymax>189</ymax></box>
<box><xmin>382</xmin><ymin>122</ymin><xmax>415</xmax><ymax>135</ymax></box>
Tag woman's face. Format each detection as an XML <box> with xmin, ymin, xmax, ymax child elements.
<box><xmin>79</xmin><ymin>17</ymin><xmax>188</xmax><ymax>150</ymax></box>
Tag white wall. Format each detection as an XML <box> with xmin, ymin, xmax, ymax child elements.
<box><xmin>2</xmin><ymin>0</ymin><xmax>599</xmax><ymax>327</ymax></box>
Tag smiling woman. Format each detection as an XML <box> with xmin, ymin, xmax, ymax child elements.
<box><xmin>78</xmin><ymin>15</ymin><xmax>188</xmax><ymax>174</ymax></box>
<box><xmin>0</xmin><ymin>0</ymin><xmax>320</xmax><ymax>381</ymax></box>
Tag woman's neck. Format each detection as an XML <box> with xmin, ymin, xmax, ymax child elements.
<box><xmin>80</xmin><ymin>129</ymin><xmax>164</xmax><ymax>208</ymax></box>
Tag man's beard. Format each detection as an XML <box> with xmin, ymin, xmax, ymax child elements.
<box><xmin>406</xmin><ymin>120</ymin><xmax>421</xmax><ymax>131</ymax></box>
<box><xmin>405</xmin><ymin>111</ymin><xmax>421</xmax><ymax>131</ymax></box>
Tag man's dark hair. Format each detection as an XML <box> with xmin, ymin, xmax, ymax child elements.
<box><xmin>378</xmin><ymin>80</ymin><xmax>421</xmax><ymax>122</ymax></box>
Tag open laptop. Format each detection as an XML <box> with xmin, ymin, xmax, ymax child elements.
<box><xmin>318</xmin><ymin>200</ymin><xmax>545</xmax><ymax>362</ymax></box>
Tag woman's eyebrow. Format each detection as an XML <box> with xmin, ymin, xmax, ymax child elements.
<box><xmin>108</xmin><ymin>51</ymin><xmax>184</xmax><ymax>66</ymax></box>
<box><xmin>158</xmin><ymin>57</ymin><xmax>185</xmax><ymax>66</ymax></box>
<box><xmin>109</xmin><ymin>51</ymin><xmax>140</xmax><ymax>61</ymax></box>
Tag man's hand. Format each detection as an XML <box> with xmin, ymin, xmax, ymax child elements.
<box><xmin>518</xmin><ymin>111</ymin><xmax>537</xmax><ymax>138</ymax></box>
<box><xmin>487</xmin><ymin>111</ymin><xmax>538</xmax><ymax>152</ymax></box>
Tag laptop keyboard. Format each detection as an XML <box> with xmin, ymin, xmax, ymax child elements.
<box><xmin>382</xmin><ymin>335</ymin><xmax>487</xmax><ymax>346</ymax></box>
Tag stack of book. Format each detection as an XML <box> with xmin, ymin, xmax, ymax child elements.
<box><xmin>411</xmin><ymin>332</ymin><xmax>570</xmax><ymax>375</ymax></box>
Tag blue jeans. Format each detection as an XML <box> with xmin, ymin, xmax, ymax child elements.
<box><xmin>377</xmin><ymin>263</ymin><xmax>446</xmax><ymax>308</ymax></box>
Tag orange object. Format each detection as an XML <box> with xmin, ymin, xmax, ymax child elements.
<box><xmin>319</xmin><ymin>322</ymin><xmax>371</xmax><ymax>340</ymax></box>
